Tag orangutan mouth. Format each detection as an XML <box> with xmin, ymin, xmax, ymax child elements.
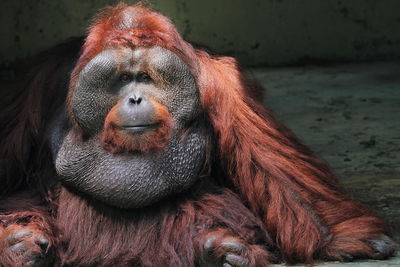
<box><xmin>119</xmin><ymin>123</ymin><xmax>160</xmax><ymax>133</ymax></box>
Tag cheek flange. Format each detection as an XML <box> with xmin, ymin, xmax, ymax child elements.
<box><xmin>72</xmin><ymin>50</ymin><xmax>119</xmax><ymax>136</ymax></box>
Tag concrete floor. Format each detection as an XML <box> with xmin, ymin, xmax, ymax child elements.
<box><xmin>249</xmin><ymin>61</ymin><xmax>400</xmax><ymax>266</ymax></box>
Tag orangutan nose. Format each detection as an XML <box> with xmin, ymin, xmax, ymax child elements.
<box><xmin>128</xmin><ymin>95</ymin><xmax>142</xmax><ymax>105</ymax></box>
<box><xmin>118</xmin><ymin>94</ymin><xmax>156</xmax><ymax>131</ymax></box>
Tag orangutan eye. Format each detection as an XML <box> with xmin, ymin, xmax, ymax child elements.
<box><xmin>119</xmin><ymin>73</ymin><xmax>133</xmax><ymax>83</ymax></box>
<box><xmin>137</xmin><ymin>72</ymin><xmax>152</xmax><ymax>83</ymax></box>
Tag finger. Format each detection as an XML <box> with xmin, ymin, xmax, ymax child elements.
<box><xmin>204</xmin><ymin>235</ymin><xmax>218</xmax><ymax>253</ymax></box>
<box><xmin>220</xmin><ymin>241</ymin><xmax>246</xmax><ymax>254</ymax></box>
<box><xmin>9</xmin><ymin>242</ymin><xmax>27</xmax><ymax>254</ymax></box>
<box><xmin>6</xmin><ymin>230</ymin><xmax>33</xmax><ymax>244</ymax></box>
<box><xmin>225</xmin><ymin>254</ymin><xmax>249</xmax><ymax>267</ymax></box>
<box><xmin>36</xmin><ymin>235</ymin><xmax>50</xmax><ymax>250</ymax></box>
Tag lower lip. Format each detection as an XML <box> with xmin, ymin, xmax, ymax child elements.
<box><xmin>120</xmin><ymin>124</ymin><xmax>158</xmax><ymax>133</ymax></box>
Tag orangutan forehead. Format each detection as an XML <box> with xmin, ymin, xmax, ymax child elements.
<box><xmin>117</xmin><ymin>6</ymin><xmax>143</xmax><ymax>29</ymax></box>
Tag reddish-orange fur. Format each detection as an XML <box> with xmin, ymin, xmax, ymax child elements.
<box><xmin>0</xmin><ymin>2</ymin><xmax>395</xmax><ymax>266</ymax></box>
<box><xmin>101</xmin><ymin>98</ymin><xmax>172</xmax><ymax>153</ymax></box>
<box><xmin>196</xmin><ymin>53</ymin><xmax>389</xmax><ymax>262</ymax></box>
<box><xmin>57</xmin><ymin>183</ymin><xmax>275</xmax><ymax>266</ymax></box>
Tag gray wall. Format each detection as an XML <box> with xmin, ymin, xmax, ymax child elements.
<box><xmin>1</xmin><ymin>0</ymin><xmax>400</xmax><ymax>66</ymax></box>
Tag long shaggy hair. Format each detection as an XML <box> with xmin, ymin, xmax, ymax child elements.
<box><xmin>0</xmin><ymin>3</ymin><xmax>394</xmax><ymax>266</ymax></box>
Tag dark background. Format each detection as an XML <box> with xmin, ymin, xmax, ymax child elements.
<box><xmin>1</xmin><ymin>0</ymin><xmax>400</xmax><ymax>67</ymax></box>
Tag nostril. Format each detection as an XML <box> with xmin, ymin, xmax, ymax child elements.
<box><xmin>128</xmin><ymin>97</ymin><xmax>142</xmax><ymax>105</ymax></box>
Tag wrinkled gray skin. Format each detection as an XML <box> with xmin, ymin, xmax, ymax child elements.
<box><xmin>54</xmin><ymin>46</ymin><xmax>208</xmax><ymax>209</ymax></box>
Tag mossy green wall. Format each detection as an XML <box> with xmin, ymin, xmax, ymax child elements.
<box><xmin>1</xmin><ymin>0</ymin><xmax>400</xmax><ymax>66</ymax></box>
